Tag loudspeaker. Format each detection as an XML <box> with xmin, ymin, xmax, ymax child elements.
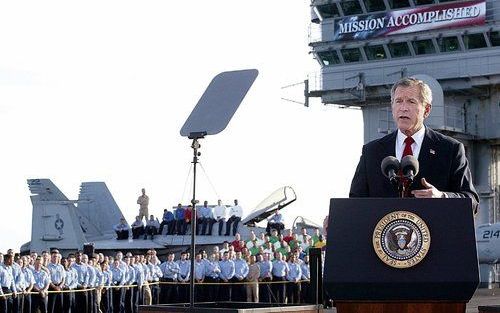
<box><xmin>309</xmin><ymin>247</ymin><xmax>323</xmax><ymax>305</ymax></box>
<box><xmin>83</xmin><ymin>243</ymin><xmax>95</xmax><ymax>257</ymax></box>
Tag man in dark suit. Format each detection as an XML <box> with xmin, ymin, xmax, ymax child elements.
<box><xmin>349</xmin><ymin>77</ymin><xmax>479</xmax><ymax>212</ymax></box>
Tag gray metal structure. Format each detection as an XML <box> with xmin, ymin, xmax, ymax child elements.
<box><xmin>307</xmin><ymin>0</ymin><xmax>500</xmax><ymax>285</ymax></box>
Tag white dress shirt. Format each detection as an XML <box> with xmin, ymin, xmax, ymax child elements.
<box><xmin>213</xmin><ymin>205</ymin><xmax>227</xmax><ymax>220</ymax></box>
<box><xmin>229</xmin><ymin>205</ymin><xmax>243</xmax><ymax>218</ymax></box>
<box><xmin>395</xmin><ymin>126</ymin><xmax>425</xmax><ymax>161</ymax></box>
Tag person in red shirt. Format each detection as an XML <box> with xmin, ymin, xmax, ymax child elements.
<box><xmin>283</xmin><ymin>229</ymin><xmax>294</xmax><ymax>244</ymax></box>
<box><xmin>184</xmin><ymin>205</ymin><xmax>193</xmax><ymax>234</ymax></box>
<box><xmin>231</xmin><ymin>233</ymin><xmax>245</xmax><ymax>252</ymax></box>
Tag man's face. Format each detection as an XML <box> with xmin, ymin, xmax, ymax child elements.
<box><xmin>392</xmin><ymin>86</ymin><xmax>431</xmax><ymax>136</ymax></box>
<box><xmin>142</xmin><ymin>188</ymin><xmax>146</xmax><ymax>195</ymax></box>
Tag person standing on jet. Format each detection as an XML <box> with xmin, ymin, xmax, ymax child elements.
<box><xmin>137</xmin><ymin>188</ymin><xmax>149</xmax><ymax>221</ymax></box>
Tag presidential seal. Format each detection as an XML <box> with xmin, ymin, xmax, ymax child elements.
<box><xmin>373</xmin><ymin>211</ymin><xmax>430</xmax><ymax>269</ymax></box>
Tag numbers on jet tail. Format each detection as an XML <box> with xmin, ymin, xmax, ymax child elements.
<box><xmin>483</xmin><ymin>230</ymin><xmax>500</xmax><ymax>239</ymax></box>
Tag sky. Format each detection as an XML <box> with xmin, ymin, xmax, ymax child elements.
<box><xmin>0</xmin><ymin>1</ymin><xmax>363</xmax><ymax>253</ymax></box>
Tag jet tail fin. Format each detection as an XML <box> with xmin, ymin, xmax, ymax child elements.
<box><xmin>28</xmin><ymin>179</ymin><xmax>69</xmax><ymax>201</ymax></box>
<box><xmin>27</xmin><ymin>179</ymin><xmax>86</xmax><ymax>253</ymax></box>
<box><xmin>76</xmin><ymin>182</ymin><xmax>127</xmax><ymax>238</ymax></box>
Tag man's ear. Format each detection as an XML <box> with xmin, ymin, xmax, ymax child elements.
<box><xmin>424</xmin><ymin>103</ymin><xmax>432</xmax><ymax>118</ymax></box>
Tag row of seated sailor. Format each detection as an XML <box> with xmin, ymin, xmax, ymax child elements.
<box><xmin>113</xmin><ymin>200</ymin><xmax>244</xmax><ymax>240</ymax></box>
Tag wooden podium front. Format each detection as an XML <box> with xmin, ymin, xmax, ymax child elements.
<box><xmin>324</xmin><ymin>198</ymin><xmax>479</xmax><ymax>313</ymax></box>
<box><xmin>335</xmin><ymin>302</ymin><xmax>465</xmax><ymax>313</ymax></box>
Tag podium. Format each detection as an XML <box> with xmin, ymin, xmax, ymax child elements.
<box><xmin>324</xmin><ymin>198</ymin><xmax>479</xmax><ymax>313</ymax></box>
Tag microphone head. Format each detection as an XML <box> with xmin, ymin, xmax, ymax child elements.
<box><xmin>381</xmin><ymin>156</ymin><xmax>400</xmax><ymax>178</ymax></box>
<box><xmin>401</xmin><ymin>155</ymin><xmax>419</xmax><ymax>177</ymax></box>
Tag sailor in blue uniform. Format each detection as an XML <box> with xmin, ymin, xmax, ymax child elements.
<box><xmin>176</xmin><ymin>252</ymin><xmax>190</xmax><ymax>304</ymax></box>
<box><xmin>32</xmin><ymin>256</ymin><xmax>51</xmax><ymax>313</ymax></box>
<box><xmin>271</xmin><ymin>252</ymin><xmax>288</xmax><ymax>303</ymax></box>
<box><xmin>218</xmin><ymin>251</ymin><xmax>235</xmax><ymax>301</ymax></box>
<box><xmin>232</xmin><ymin>251</ymin><xmax>249</xmax><ymax>302</ymax></box>
<box><xmin>286</xmin><ymin>254</ymin><xmax>302</xmax><ymax>304</ymax></box>
<box><xmin>258</xmin><ymin>253</ymin><xmax>273</xmax><ymax>303</ymax></box>
<box><xmin>159</xmin><ymin>253</ymin><xmax>180</xmax><ymax>304</ymax></box>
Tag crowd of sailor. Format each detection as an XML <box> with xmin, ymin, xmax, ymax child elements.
<box><xmin>0</xmin><ymin>227</ymin><xmax>325</xmax><ymax>313</ymax></box>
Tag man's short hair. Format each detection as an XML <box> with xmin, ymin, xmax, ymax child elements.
<box><xmin>390</xmin><ymin>77</ymin><xmax>433</xmax><ymax>106</ymax></box>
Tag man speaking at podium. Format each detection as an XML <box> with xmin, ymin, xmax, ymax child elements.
<box><xmin>349</xmin><ymin>77</ymin><xmax>479</xmax><ymax>212</ymax></box>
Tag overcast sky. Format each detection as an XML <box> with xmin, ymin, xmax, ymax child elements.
<box><xmin>0</xmin><ymin>1</ymin><xmax>363</xmax><ymax>253</ymax></box>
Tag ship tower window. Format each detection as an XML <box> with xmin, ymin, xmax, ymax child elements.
<box><xmin>315</xmin><ymin>4</ymin><xmax>341</xmax><ymax>19</ymax></box>
<box><xmin>388</xmin><ymin>42</ymin><xmax>412</xmax><ymax>58</ymax></box>
<box><xmin>365</xmin><ymin>45</ymin><xmax>387</xmax><ymax>60</ymax></box>
<box><xmin>412</xmin><ymin>39</ymin><xmax>436</xmax><ymax>55</ymax></box>
<box><xmin>414</xmin><ymin>0</ymin><xmax>435</xmax><ymax>4</ymax></box>
<box><xmin>363</xmin><ymin>0</ymin><xmax>386</xmax><ymax>12</ymax></box>
<box><xmin>437</xmin><ymin>36</ymin><xmax>461</xmax><ymax>53</ymax></box>
<box><xmin>318</xmin><ymin>50</ymin><xmax>341</xmax><ymax>66</ymax></box>
<box><xmin>341</xmin><ymin>48</ymin><xmax>363</xmax><ymax>63</ymax></box>
<box><xmin>388</xmin><ymin>0</ymin><xmax>410</xmax><ymax>9</ymax></box>
<box><xmin>489</xmin><ymin>31</ymin><xmax>500</xmax><ymax>47</ymax></box>
<box><xmin>464</xmin><ymin>33</ymin><xmax>487</xmax><ymax>50</ymax></box>
<box><xmin>341</xmin><ymin>0</ymin><xmax>363</xmax><ymax>16</ymax></box>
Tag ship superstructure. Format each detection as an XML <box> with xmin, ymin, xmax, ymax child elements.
<box><xmin>307</xmin><ymin>0</ymin><xmax>499</xmax><ymax>284</ymax></box>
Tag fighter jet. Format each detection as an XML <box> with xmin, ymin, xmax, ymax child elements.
<box><xmin>21</xmin><ymin>179</ymin><xmax>319</xmax><ymax>256</ymax></box>
<box><xmin>476</xmin><ymin>223</ymin><xmax>500</xmax><ymax>264</ymax></box>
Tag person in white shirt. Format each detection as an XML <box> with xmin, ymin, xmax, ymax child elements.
<box><xmin>213</xmin><ymin>200</ymin><xmax>227</xmax><ymax>236</ymax></box>
<box><xmin>131</xmin><ymin>216</ymin><xmax>145</xmax><ymax>239</ymax></box>
<box><xmin>266</xmin><ymin>211</ymin><xmax>284</xmax><ymax>235</ymax></box>
<box><xmin>145</xmin><ymin>215</ymin><xmax>160</xmax><ymax>240</ymax></box>
<box><xmin>225</xmin><ymin>199</ymin><xmax>243</xmax><ymax>236</ymax></box>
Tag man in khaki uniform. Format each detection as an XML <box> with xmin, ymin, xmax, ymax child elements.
<box><xmin>137</xmin><ymin>188</ymin><xmax>149</xmax><ymax>221</ymax></box>
<box><xmin>246</xmin><ymin>255</ymin><xmax>260</xmax><ymax>303</ymax></box>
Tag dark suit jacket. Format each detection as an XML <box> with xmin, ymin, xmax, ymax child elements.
<box><xmin>349</xmin><ymin>127</ymin><xmax>479</xmax><ymax>213</ymax></box>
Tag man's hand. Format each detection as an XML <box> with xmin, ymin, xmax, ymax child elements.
<box><xmin>411</xmin><ymin>178</ymin><xmax>445</xmax><ymax>198</ymax></box>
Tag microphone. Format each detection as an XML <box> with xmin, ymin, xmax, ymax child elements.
<box><xmin>401</xmin><ymin>155</ymin><xmax>419</xmax><ymax>182</ymax></box>
<box><xmin>381</xmin><ymin>156</ymin><xmax>400</xmax><ymax>185</ymax></box>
